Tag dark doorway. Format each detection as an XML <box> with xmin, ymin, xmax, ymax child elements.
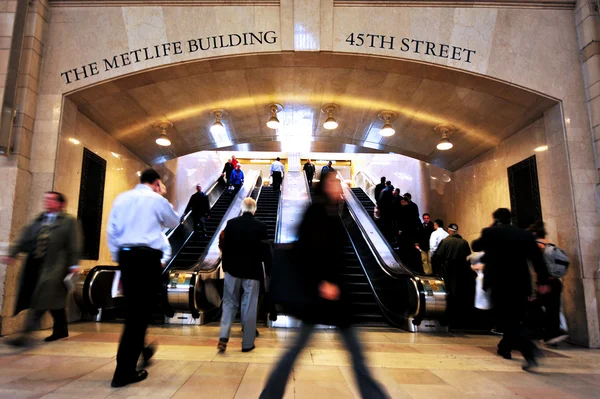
<box><xmin>77</xmin><ymin>148</ymin><xmax>107</xmax><ymax>260</ymax></box>
<box><xmin>507</xmin><ymin>155</ymin><xmax>543</xmax><ymax>229</ymax></box>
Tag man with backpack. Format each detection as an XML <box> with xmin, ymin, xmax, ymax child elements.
<box><xmin>528</xmin><ymin>221</ymin><xmax>569</xmax><ymax>345</ymax></box>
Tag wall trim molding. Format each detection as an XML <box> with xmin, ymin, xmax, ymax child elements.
<box><xmin>334</xmin><ymin>0</ymin><xmax>576</xmax><ymax>9</ymax></box>
<box><xmin>49</xmin><ymin>0</ymin><xmax>279</xmax><ymax>6</ymax></box>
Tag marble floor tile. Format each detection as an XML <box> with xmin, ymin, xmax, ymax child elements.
<box><xmin>233</xmin><ymin>363</ymin><xmax>294</xmax><ymax>399</ymax></box>
<box><xmin>509</xmin><ymin>387</ymin><xmax>579</xmax><ymax>399</ymax></box>
<box><xmin>172</xmin><ymin>362</ymin><xmax>247</xmax><ymax>398</ymax></box>
<box><xmin>294</xmin><ymin>380</ymin><xmax>355</xmax><ymax>398</ymax></box>
<box><xmin>431</xmin><ymin>369</ymin><xmax>520</xmax><ymax>396</ymax></box>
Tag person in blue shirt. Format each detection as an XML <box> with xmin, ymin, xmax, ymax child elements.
<box><xmin>270</xmin><ymin>157</ymin><xmax>285</xmax><ymax>192</ymax></box>
<box><xmin>230</xmin><ymin>164</ymin><xmax>245</xmax><ymax>194</ymax></box>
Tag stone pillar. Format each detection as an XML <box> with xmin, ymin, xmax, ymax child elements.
<box><xmin>574</xmin><ymin>0</ymin><xmax>600</xmax><ymax>347</ymax></box>
<box><xmin>0</xmin><ymin>0</ymin><xmax>49</xmax><ymax>335</ymax></box>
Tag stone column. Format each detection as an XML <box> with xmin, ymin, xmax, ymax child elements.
<box><xmin>0</xmin><ymin>0</ymin><xmax>49</xmax><ymax>335</ymax></box>
<box><xmin>575</xmin><ymin>0</ymin><xmax>600</xmax><ymax>347</ymax></box>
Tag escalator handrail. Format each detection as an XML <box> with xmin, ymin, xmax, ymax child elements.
<box><xmin>178</xmin><ymin>169</ymin><xmax>263</xmax><ymax>275</ymax></box>
<box><xmin>165</xmin><ymin>175</ymin><xmax>223</xmax><ymax>239</ymax></box>
<box><xmin>274</xmin><ymin>178</ymin><xmax>285</xmax><ymax>244</ymax></box>
<box><xmin>336</xmin><ymin>171</ymin><xmax>413</xmax><ymax>278</ymax></box>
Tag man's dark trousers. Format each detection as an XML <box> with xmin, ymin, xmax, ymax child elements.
<box><xmin>192</xmin><ymin>213</ymin><xmax>206</xmax><ymax>233</ymax></box>
<box><xmin>495</xmin><ymin>294</ymin><xmax>537</xmax><ymax>360</ymax></box>
<box><xmin>272</xmin><ymin>172</ymin><xmax>282</xmax><ymax>192</ymax></box>
<box><xmin>114</xmin><ymin>247</ymin><xmax>162</xmax><ymax>378</ymax></box>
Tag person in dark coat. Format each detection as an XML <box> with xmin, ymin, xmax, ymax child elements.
<box><xmin>183</xmin><ymin>184</ymin><xmax>210</xmax><ymax>235</ymax></box>
<box><xmin>403</xmin><ymin>193</ymin><xmax>419</xmax><ymax>220</ymax></box>
<box><xmin>415</xmin><ymin>213</ymin><xmax>435</xmax><ymax>274</ymax></box>
<box><xmin>303</xmin><ymin>159</ymin><xmax>316</xmax><ymax>187</ymax></box>
<box><xmin>218</xmin><ymin>198</ymin><xmax>272</xmax><ymax>352</ymax></box>
<box><xmin>3</xmin><ymin>191</ymin><xmax>81</xmax><ymax>345</ymax></box>
<box><xmin>320</xmin><ymin>160</ymin><xmax>335</xmax><ymax>176</ymax></box>
<box><xmin>397</xmin><ymin>196</ymin><xmax>423</xmax><ymax>273</ymax></box>
<box><xmin>221</xmin><ymin>158</ymin><xmax>234</xmax><ymax>182</ymax></box>
<box><xmin>260</xmin><ymin>172</ymin><xmax>389</xmax><ymax>399</ymax></box>
<box><xmin>377</xmin><ymin>181</ymin><xmax>394</xmax><ymax>242</ymax></box>
<box><xmin>374</xmin><ymin>176</ymin><xmax>386</xmax><ymax>203</ymax></box>
<box><xmin>432</xmin><ymin>224</ymin><xmax>474</xmax><ymax>328</ymax></box>
<box><xmin>391</xmin><ymin>188</ymin><xmax>403</xmax><ymax>247</ymax></box>
<box><xmin>472</xmin><ymin>208</ymin><xmax>550</xmax><ymax>371</ymax></box>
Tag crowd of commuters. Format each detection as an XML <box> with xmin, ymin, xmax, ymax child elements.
<box><xmin>0</xmin><ymin>161</ymin><xmax>571</xmax><ymax>392</ymax></box>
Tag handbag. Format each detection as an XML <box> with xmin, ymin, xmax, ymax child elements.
<box><xmin>474</xmin><ymin>270</ymin><xmax>492</xmax><ymax>310</ymax></box>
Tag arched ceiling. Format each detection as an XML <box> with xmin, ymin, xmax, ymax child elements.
<box><xmin>67</xmin><ymin>52</ymin><xmax>557</xmax><ymax>171</ymax></box>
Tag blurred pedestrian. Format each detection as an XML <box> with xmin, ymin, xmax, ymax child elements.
<box><xmin>260</xmin><ymin>171</ymin><xmax>389</xmax><ymax>399</ymax></box>
<box><xmin>222</xmin><ymin>158</ymin><xmax>234</xmax><ymax>183</ymax></box>
<box><xmin>107</xmin><ymin>169</ymin><xmax>179</xmax><ymax>387</ymax></box>
<box><xmin>321</xmin><ymin>160</ymin><xmax>335</xmax><ymax>175</ymax></box>
<box><xmin>472</xmin><ymin>208</ymin><xmax>550</xmax><ymax>371</ymax></box>
<box><xmin>218</xmin><ymin>197</ymin><xmax>272</xmax><ymax>353</ymax></box>
<box><xmin>374</xmin><ymin>176</ymin><xmax>386</xmax><ymax>203</ymax></box>
<box><xmin>3</xmin><ymin>191</ymin><xmax>81</xmax><ymax>346</ymax></box>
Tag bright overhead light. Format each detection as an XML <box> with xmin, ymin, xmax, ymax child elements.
<box><xmin>378</xmin><ymin>111</ymin><xmax>397</xmax><ymax>137</ymax></box>
<box><xmin>266</xmin><ymin>104</ymin><xmax>282</xmax><ymax>129</ymax></box>
<box><xmin>437</xmin><ymin>136</ymin><xmax>453</xmax><ymax>151</ymax></box>
<box><xmin>68</xmin><ymin>138</ymin><xmax>80</xmax><ymax>145</ymax></box>
<box><xmin>154</xmin><ymin>121</ymin><xmax>173</xmax><ymax>147</ymax></box>
<box><xmin>211</xmin><ymin>111</ymin><xmax>226</xmax><ymax>134</ymax></box>
<box><xmin>535</xmin><ymin>145</ymin><xmax>548</xmax><ymax>152</ymax></box>
<box><xmin>435</xmin><ymin>125</ymin><xmax>454</xmax><ymax>151</ymax></box>
<box><xmin>111</xmin><ymin>152</ymin><xmax>120</xmax><ymax>158</ymax></box>
<box><xmin>155</xmin><ymin>133</ymin><xmax>171</xmax><ymax>146</ymax></box>
<box><xmin>136</xmin><ymin>171</ymin><xmax>141</xmax><ymax>177</ymax></box>
<box><xmin>323</xmin><ymin>107</ymin><xmax>338</xmax><ymax>130</ymax></box>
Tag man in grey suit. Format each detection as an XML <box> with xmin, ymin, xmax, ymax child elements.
<box><xmin>3</xmin><ymin>191</ymin><xmax>81</xmax><ymax>345</ymax></box>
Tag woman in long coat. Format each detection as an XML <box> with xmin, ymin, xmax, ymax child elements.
<box><xmin>260</xmin><ymin>172</ymin><xmax>389</xmax><ymax>399</ymax></box>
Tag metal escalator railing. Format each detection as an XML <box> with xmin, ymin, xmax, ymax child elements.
<box><xmin>353</xmin><ymin>170</ymin><xmax>379</xmax><ymax>204</ymax></box>
<box><xmin>334</xmin><ymin>172</ymin><xmax>447</xmax><ymax>326</ymax></box>
<box><xmin>73</xmin><ymin>172</ymin><xmax>229</xmax><ymax>317</ymax></box>
<box><xmin>164</xmin><ymin>169</ymin><xmax>263</xmax><ymax>320</ymax></box>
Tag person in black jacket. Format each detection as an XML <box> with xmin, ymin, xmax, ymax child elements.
<box><xmin>218</xmin><ymin>197</ymin><xmax>272</xmax><ymax>353</ymax></box>
<box><xmin>183</xmin><ymin>184</ymin><xmax>210</xmax><ymax>235</ymax></box>
<box><xmin>403</xmin><ymin>193</ymin><xmax>419</xmax><ymax>220</ymax></box>
<box><xmin>377</xmin><ymin>181</ymin><xmax>394</xmax><ymax>242</ymax></box>
<box><xmin>432</xmin><ymin>224</ymin><xmax>474</xmax><ymax>329</ymax></box>
<box><xmin>415</xmin><ymin>213</ymin><xmax>435</xmax><ymax>274</ymax></box>
<box><xmin>260</xmin><ymin>172</ymin><xmax>389</xmax><ymax>399</ymax></box>
<box><xmin>374</xmin><ymin>176</ymin><xmax>386</xmax><ymax>203</ymax></box>
<box><xmin>303</xmin><ymin>159</ymin><xmax>316</xmax><ymax>187</ymax></box>
<box><xmin>221</xmin><ymin>158</ymin><xmax>234</xmax><ymax>183</ymax></box>
<box><xmin>472</xmin><ymin>208</ymin><xmax>550</xmax><ymax>371</ymax></box>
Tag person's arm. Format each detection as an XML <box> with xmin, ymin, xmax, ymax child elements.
<box><xmin>160</xmin><ymin>234</ymin><xmax>172</xmax><ymax>267</ymax></box>
<box><xmin>529</xmin><ymin>235</ymin><xmax>549</xmax><ymax>286</ymax></box>
<box><xmin>260</xmin><ymin>224</ymin><xmax>272</xmax><ymax>276</ymax></box>
<box><xmin>159</xmin><ymin>197</ymin><xmax>180</xmax><ymax>229</ymax></box>
<box><xmin>184</xmin><ymin>195</ymin><xmax>193</xmax><ymax>216</ymax></box>
<box><xmin>240</xmin><ymin>171</ymin><xmax>244</xmax><ymax>183</ymax></box>
<box><xmin>107</xmin><ymin>203</ymin><xmax>121</xmax><ymax>262</ymax></box>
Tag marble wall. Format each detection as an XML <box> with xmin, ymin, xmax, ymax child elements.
<box><xmin>353</xmin><ymin>153</ymin><xmax>453</xmax><ymax>223</ymax></box>
<box><xmin>54</xmin><ymin>98</ymin><xmax>148</xmax><ymax>270</ymax></box>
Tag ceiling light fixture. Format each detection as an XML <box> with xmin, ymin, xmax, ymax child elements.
<box><xmin>210</xmin><ymin>110</ymin><xmax>226</xmax><ymax>135</ymax></box>
<box><xmin>378</xmin><ymin>111</ymin><xmax>398</xmax><ymax>137</ymax></box>
<box><xmin>435</xmin><ymin>125</ymin><xmax>454</xmax><ymax>151</ymax></box>
<box><xmin>266</xmin><ymin>103</ymin><xmax>283</xmax><ymax>129</ymax></box>
<box><xmin>535</xmin><ymin>145</ymin><xmax>548</xmax><ymax>152</ymax></box>
<box><xmin>68</xmin><ymin>138</ymin><xmax>80</xmax><ymax>145</ymax></box>
<box><xmin>321</xmin><ymin>103</ymin><xmax>339</xmax><ymax>130</ymax></box>
<box><xmin>154</xmin><ymin>121</ymin><xmax>173</xmax><ymax>147</ymax></box>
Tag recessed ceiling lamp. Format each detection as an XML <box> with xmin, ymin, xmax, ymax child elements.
<box><xmin>321</xmin><ymin>103</ymin><xmax>339</xmax><ymax>130</ymax></box>
<box><xmin>435</xmin><ymin>125</ymin><xmax>454</xmax><ymax>151</ymax></box>
<box><xmin>154</xmin><ymin>121</ymin><xmax>173</xmax><ymax>147</ymax></box>
<box><xmin>266</xmin><ymin>103</ymin><xmax>283</xmax><ymax>129</ymax></box>
<box><xmin>210</xmin><ymin>110</ymin><xmax>226</xmax><ymax>134</ymax></box>
<box><xmin>378</xmin><ymin>111</ymin><xmax>398</xmax><ymax>137</ymax></box>
<box><xmin>535</xmin><ymin>145</ymin><xmax>548</xmax><ymax>152</ymax></box>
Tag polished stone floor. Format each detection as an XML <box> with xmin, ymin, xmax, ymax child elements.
<box><xmin>0</xmin><ymin>322</ymin><xmax>598</xmax><ymax>398</ymax></box>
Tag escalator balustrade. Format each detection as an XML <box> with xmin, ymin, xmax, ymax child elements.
<box><xmin>255</xmin><ymin>186</ymin><xmax>280</xmax><ymax>242</ymax></box>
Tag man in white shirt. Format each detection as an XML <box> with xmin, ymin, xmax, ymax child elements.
<box><xmin>429</xmin><ymin>219</ymin><xmax>449</xmax><ymax>257</ymax></box>
<box><xmin>107</xmin><ymin>169</ymin><xmax>179</xmax><ymax>388</ymax></box>
<box><xmin>270</xmin><ymin>157</ymin><xmax>285</xmax><ymax>192</ymax></box>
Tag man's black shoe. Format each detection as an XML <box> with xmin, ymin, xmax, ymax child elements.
<box><xmin>45</xmin><ymin>332</ymin><xmax>68</xmax><ymax>342</ymax></box>
<box><xmin>6</xmin><ymin>337</ymin><xmax>28</xmax><ymax>347</ymax></box>
<box><xmin>141</xmin><ymin>343</ymin><xmax>156</xmax><ymax>367</ymax></box>
<box><xmin>522</xmin><ymin>357</ymin><xmax>538</xmax><ymax>372</ymax></box>
<box><xmin>111</xmin><ymin>370</ymin><xmax>148</xmax><ymax>388</ymax></box>
<box><xmin>242</xmin><ymin>345</ymin><xmax>256</xmax><ymax>353</ymax></box>
<box><xmin>497</xmin><ymin>349</ymin><xmax>512</xmax><ymax>360</ymax></box>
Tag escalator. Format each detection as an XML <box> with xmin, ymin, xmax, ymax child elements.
<box><xmin>164</xmin><ymin>189</ymin><xmax>235</xmax><ymax>272</ymax></box>
<box><xmin>255</xmin><ymin>186</ymin><xmax>280</xmax><ymax>241</ymax></box>
<box><xmin>351</xmin><ymin>188</ymin><xmax>375</xmax><ymax>217</ymax></box>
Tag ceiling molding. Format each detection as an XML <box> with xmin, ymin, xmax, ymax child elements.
<box><xmin>334</xmin><ymin>0</ymin><xmax>576</xmax><ymax>9</ymax></box>
<box><xmin>48</xmin><ymin>0</ymin><xmax>279</xmax><ymax>7</ymax></box>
